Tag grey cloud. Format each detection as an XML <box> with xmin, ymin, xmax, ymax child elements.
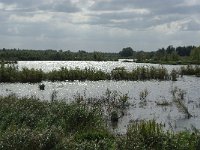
<box><xmin>90</xmin><ymin>0</ymin><xmax>182</xmax><ymax>11</ymax></box>
<box><xmin>88</xmin><ymin>0</ymin><xmax>200</xmax><ymax>31</ymax></box>
<box><xmin>38</xmin><ymin>1</ymin><xmax>81</xmax><ymax>13</ymax></box>
<box><xmin>0</xmin><ymin>0</ymin><xmax>200</xmax><ymax>52</ymax></box>
<box><xmin>185</xmin><ymin>20</ymin><xmax>200</xmax><ymax>31</ymax></box>
<box><xmin>0</xmin><ymin>0</ymin><xmax>81</xmax><ymax>13</ymax></box>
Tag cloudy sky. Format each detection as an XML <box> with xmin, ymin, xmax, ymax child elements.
<box><xmin>0</xmin><ymin>0</ymin><xmax>200</xmax><ymax>52</ymax></box>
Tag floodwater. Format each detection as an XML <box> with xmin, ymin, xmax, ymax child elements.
<box><xmin>1</xmin><ymin>61</ymin><xmax>200</xmax><ymax>133</ymax></box>
<box><xmin>17</xmin><ymin>61</ymin><xmax>182</xmax><ymax>72</ymax></box>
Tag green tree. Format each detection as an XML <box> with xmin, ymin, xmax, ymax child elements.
<box><xmin>119</xmin><ymin>47</ymin><xmax>134</xmax><ymax>57</ymax></box>
<box><xmin>190</xmin><ymin>47</ymin><xmax>200</xmax><ymax>61</ymax></box>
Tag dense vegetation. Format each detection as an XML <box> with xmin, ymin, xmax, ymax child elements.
<box><xmin>0</xmin><ymin>45</ymin><xmax>200</xmax><ymax>64</ymax></box>
<box><xmin>0</xmin><ymin>95</ymin><xmax>200</xmax><ymax>149</ymax></box>
<box><xmin>0</xmin><ymin>63</ymin><xmax>180</xmax><ymax>83</ymax></box>
<box><xmin>0</xmin><ymin>49</ymin><xmax>118</xmax><ymax>61</ymax></box>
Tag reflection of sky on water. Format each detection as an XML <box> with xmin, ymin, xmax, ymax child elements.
<box><xmin>17</xmin><ymin>61</ymin><xmax>183</xmax><ymax>73</ymax></box>
<box><xmin>1</xmin><ymin>75</ymin><xmax>200</xmax><ymax>134</ymax></box>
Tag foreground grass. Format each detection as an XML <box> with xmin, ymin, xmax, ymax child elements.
<box><xmin>0</xmin><ymin>95</ymin><xmax>200</xmax><ymax>149</ymax></box>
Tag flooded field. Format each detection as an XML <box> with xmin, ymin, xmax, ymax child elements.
<box><xmin>1</xmin><ymin>61</ymin><xmax>200</xmax><ymax>133</ymax></box>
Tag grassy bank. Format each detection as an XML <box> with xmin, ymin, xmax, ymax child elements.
<box><xmin>0</xmin><ymin>95</ymin><xmax>200</xmax><ymax>149</ymax></box>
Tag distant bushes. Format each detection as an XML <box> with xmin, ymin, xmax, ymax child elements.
<box><xmin>0</xmin><ymin>63</ymin><xmax>181</xmax><ymax>83</ymax></box>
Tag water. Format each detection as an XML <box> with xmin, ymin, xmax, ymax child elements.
<box><xmin>17</xmin><ymin>61</ymin><xmax>182</xmax><ymax>72</ymax></box>
<box><xmin>1</xmin><ymin>61</ymin><xmax>200</xmax><ymax>133</ymax></box>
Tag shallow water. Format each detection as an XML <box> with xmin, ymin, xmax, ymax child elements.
<box><xmin>1</xmin><ymin>61</ymin><xmax>200</xmax><ymax>133</ymax></box>
<box><xmin>17</xmin><ymin>61</ymin><xmax>183</xmax><ymax>72</ymax></box>
<box><xmin>1</xmin><ymin>75</ymin><xmax>200</xmax><ymax>133</ymax></box>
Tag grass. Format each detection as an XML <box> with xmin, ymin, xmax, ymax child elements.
<box><xmin>0</xmin><ymin>95</ymin><xmax>200</xmax><ymax>149</ymax></box>
<box><xmin>117</xmin><ymin>120</ymin><xmax>200</xmax><ymax>150</ymax></box>
<box><xmin>0</xmin><ymin>63</ymin><xmax>183</xmax><ymax>83</ymax></box>
<box><xmin>180</xmin><ymin>65</ymin><xmax>200</xmax><ymax>77</ymax></box>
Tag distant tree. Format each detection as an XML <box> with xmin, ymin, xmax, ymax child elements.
<box><xmin>119</xmin><ymin>47</ymin><xmax>134</xmax><ymax>57</ymax></box>
<box><xmin>190</xmin><ymin>47</ymin><xmax>200</xmax><ymax>61</ymax></box>
<box><xmin>171</xmin><ymin>51</ymin><xmax>179</xmax><ymax>61</ymax></box>
<box><xmin>176</xmin><ymin>46</ymin><xmax>195</xmax><ymax>56</ymax></box>
<box><xmin>93</xmin><ymin>52</ymin><xmax>103</xmax><ymax>61</ymax></box>
<box><xmin>166</xmin><ymin>45</ymin><xmax>175</xmax><ymax>54</ymax></box>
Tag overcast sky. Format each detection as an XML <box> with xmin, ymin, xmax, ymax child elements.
<box><xmin>0</xmin><ymin>0</ymin><xmax>200</xmax><ymax>52</ymax></box>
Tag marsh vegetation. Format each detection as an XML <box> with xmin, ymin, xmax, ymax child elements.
<box><xmin>1</xmin><ymin>94</ymin><xmax>200</xmax><ymax>150</ymax></box>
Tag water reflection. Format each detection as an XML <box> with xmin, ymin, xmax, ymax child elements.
<box><xmin>1</xmin><ymin>76</ymin><xmax>200</xmax><ymax>133</ymax></box>
<box><xmin>17</xmin><ymin>61</ymin><xmax>183</xmax><ymax>72</ymax></box>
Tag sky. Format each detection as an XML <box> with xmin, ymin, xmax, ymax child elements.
<box><xmin>0</xmin><ymin>0</ymin><xmax>200</xmax><ymax>52</ymax></box>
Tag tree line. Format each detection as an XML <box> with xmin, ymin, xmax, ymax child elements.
<box><xmin>0</xmin><ymin>45</ymin><xmax>200</xmax><ymax>64</ymax></box>
<box><xmin>0</xmin><ymin>49</ymin><xmax>118</xmax><ymax>61</ymax></box>
<box><xmin>119</xmin><ymin>45</ymin><xmax>200</xmax><ymax>64</ymax></box>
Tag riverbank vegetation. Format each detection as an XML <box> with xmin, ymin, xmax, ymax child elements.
<box><xmin>0</xmin><ymin>63</ymin><xmax>174</xmax><ymax>83</ymax></box>
<box><xmin>0</xmin><ymin>95</ymin><xmax>200</xmax><ymax>149</ymax></box>
<box><xmin>180</xmin><ymin>65</ymin><xmax>200</xmax><ymax>77</ymax></box>
<box><xmin>1</xmin><ymin>62</ymin><xmax>200</xmax><ymax>83</ymax></box>
<box><xmin>0</xmin><ymin>45</ymin><xmax>200</xmax><ymax>64</ymax></box>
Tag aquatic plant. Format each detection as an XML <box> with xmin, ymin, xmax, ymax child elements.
<box><xmin>171</xmin><ymin>69</ymin><xmax>178</xmax><ymax>81</ymax></box>
<box><xmin>51</xmin><ymin>90</ymin><xmax>58</xmax><ymax>102</ymax></box>
<box><xmin>139</xmin><ymin>88</ymin><xmax>149</xmax><ymax>107</ymax></box>
<box><xmin>171</xmin><ymin>86</ymin><xmax>192</xmax><ymax>119</ymax></box>
<box><xmin>180</xmin><ymin>65</ymin><xmax>200</xmax><ymax>77</ymax></box>
<box><xmin>0</xmin><ymin>63</ymin><xmax>185</xmax><ymax>83</ymax></box>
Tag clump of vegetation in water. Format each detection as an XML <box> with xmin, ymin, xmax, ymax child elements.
<box><xmin>1</xmin><ymin>63</ymin><xmax>183</xmax><ymax>83</ymax></box>
<box><xmin>73</xmin><ymin>89</ymin><xmax>130</xmax><ymax>125</ymax></box>
<box><xmin>171</xmin><ymin>86</ymin><xmax>192</xmax><ymax>119</ymax></box>
<box><xmin>111</xmin><ymin>66</ymin><xmax>170</xmax><ymax>81</ymax></box>
<box><xmin>171</xmin><ymin>69</ymin><xmax>178</xmax><ymax>81</ymax></box>
<box><xmin>180</xmin><ymin>65</ymin><xmax>200</xmax><ymax>77</ymax></box>
<box><xmin>139</xmin><ymin>88</ymin><xmax>149</xmax><ymax>107</ymax></box>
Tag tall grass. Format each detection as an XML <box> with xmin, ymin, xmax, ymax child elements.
<box><xmin>0</xmin><ymin>63</ymin><xmax>179</xmax><ymax>83</ymax></box>
<box><xmin>180</xmin><ymin>65</ymin><xmax>200</xmax><ymax>77</ymax></box>
<box><xmin>117</xmin><ymin>120</ymin><xmax>200</xmax><ymax>150</ymax></box>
